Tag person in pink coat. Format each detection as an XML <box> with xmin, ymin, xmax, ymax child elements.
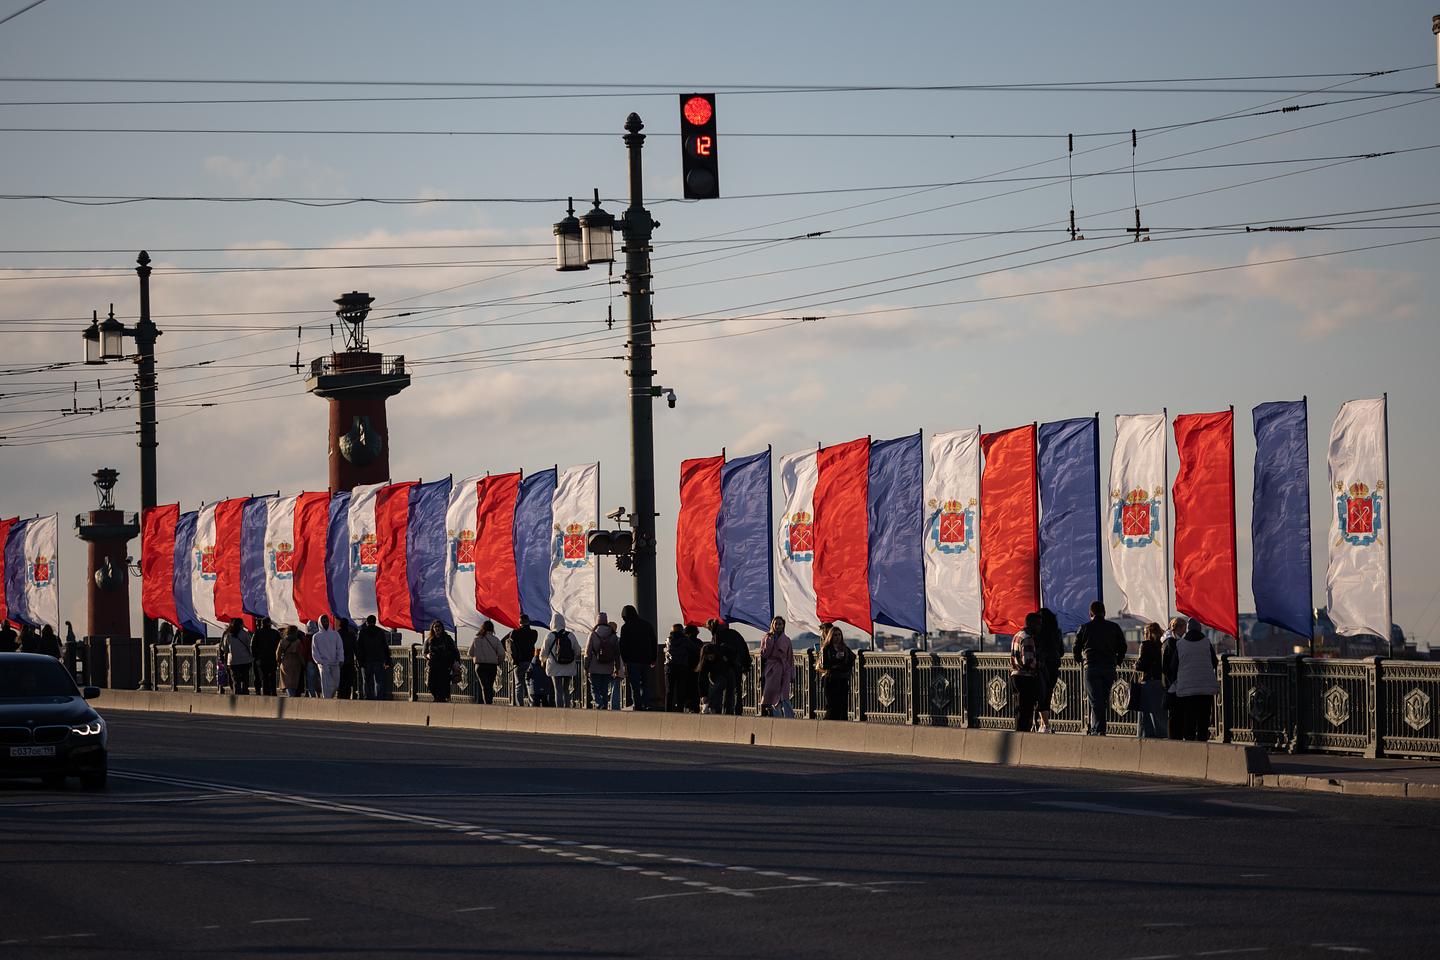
<box><xmin>759</xmin><ymin>616</ymin><xmax>795</xmax><ymax>718</ymax></box>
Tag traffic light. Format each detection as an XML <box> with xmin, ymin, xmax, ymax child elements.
<box><xmin>679</xmin><ymin>93</ymin><xmax>719</xmax><ymax>200</ymax></box>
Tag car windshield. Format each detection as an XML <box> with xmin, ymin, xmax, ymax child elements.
<box><xmin>0</xmin><ymin>658</ymin><xmax>78</xmax><ymax>698</ymax></box>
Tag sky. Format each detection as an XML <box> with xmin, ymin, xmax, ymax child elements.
<box><xmin>1</xmin><ymin>1</ymin><xmax>1437</xmax><ymax>647</ymax></box>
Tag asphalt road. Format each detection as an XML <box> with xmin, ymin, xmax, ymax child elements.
<box><xmin>2</xmin><ymin>710</ymin><xmax>1437</xmax><ymax>959</ymax></box>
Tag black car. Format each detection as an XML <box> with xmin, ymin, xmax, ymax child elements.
<box><xmin>0</xmin><ymin>652</ymin><xmax>107</xmax><ymax>789</ymax></box>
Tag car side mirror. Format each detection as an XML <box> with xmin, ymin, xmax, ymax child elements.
<box><xmin>82</xmin><ymin>686</ymin><xmax>102</xmax><ymax>700</ymax></box>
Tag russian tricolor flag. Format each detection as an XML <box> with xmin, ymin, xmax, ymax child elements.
<box><xmin>675</xmin><ymin>449</ymin><xmax>773</xmax><ymax>629</ymax></box>
<box><xmin>371</xmin><ymin>477</ymin><xmax>453</xmax><ymax>633</ymax></box>
<box><xmin>774</xmin><ymin>434</ymin><xmax>924</xmax><ymax>635</ymax></box>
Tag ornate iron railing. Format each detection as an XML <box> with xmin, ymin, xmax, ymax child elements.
<box><xmin>149</xmin><ymin>644</ymin><xmax>1440</xmax><ymax>760</ymax></box>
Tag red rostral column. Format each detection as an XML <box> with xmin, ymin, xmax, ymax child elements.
<box><xmin>74</xmin><ymin>468</ymin><xmax>140</xmax><ymax>640</ymax></box>
<box><xmin>305</xmin><ymin>292</ymin><xmax>411</xmax><ymax>493</ymax></box>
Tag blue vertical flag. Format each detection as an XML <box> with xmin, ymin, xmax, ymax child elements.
<box><xmin>514</xmin><ymin>468</ymin><xmax>557</xmax><ymax>626</ymax></box>
<box><xmin>240</xmin><ymin>497</ymin><xmax>270</xmax><ymax>619</ymax></box>
<box><xmin>867</xmin><ymin>432</ymin><xmax>926</xmax><ymax>633</ymax></box>
<box><xmin>1038</xmin><ymin>417</ymin><xmax>1102</xmax><ymax>633</ymax></box>
<box><xmin>173</xmin><ymin>510</ymin><xmax>207</xmax><ymax>638</ymax></box>
<box><xmin>717</xmin><ymin>448</ymin><xmax>773</xmax><ymax>629</ymax></box>
<box><xmin>325</xmin><ymin>490</ymin><xmax>352</xmax><ymax>623</ymax></box>
<box><xmin>1252</xmin><ymin>399</ymin><xmax>1312</xmax><ymax>638</ymax></box>
<box><xmin>406</xmin><ymin>477</ymin><xmax>453</xmax><ymax>632</ymax></box>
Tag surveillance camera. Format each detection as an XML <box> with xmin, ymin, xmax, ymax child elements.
<box><xmin>665</xmin><ymin>388</ymin><xmax>677</xmax><ymax>409</ymax></box>
<box><xmin>606</xmin><ymin>506</ymin><xmax>625</xmax><ymax>521</ymax></box>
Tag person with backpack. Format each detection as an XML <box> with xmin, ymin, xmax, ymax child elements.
<box><xmin>219</xmin><ymin>618</ymin><xmax>254</xmax><ymax>695</ymax></box>
<box><xmin>1011</xmin><ymin>611</ymin><xmax>1044</xmax><ymax>732</ymax></box>
<box><xmin>619</xmin><ymin>605</ymin><xmax>658</xmax><ymax>711</ymax></box>
<box><xmin>585</xmin><ymin>613</ymin><xmax>624</xmax><ymax>709</ymax></box>
<box><xmin>665</xmin><ymin>624</ymin><xmax>701</xmax><ymax>713</ymax></box>
<box><xmin>468</xmin><ymin>620</ymin><xmax>505</xmax><ymax>705</ymax></box>
<box><xmin>542</xmin><ymin>614</ymin><xmax>580</xmax><ymax>707</ymax></box>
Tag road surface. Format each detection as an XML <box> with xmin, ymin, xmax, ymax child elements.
<box><xmin>1</xmin><ymin>710</ymin><xmax>1436</xmax><ymax>958</ymax></box>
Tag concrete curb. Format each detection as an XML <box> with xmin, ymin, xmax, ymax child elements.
<box><xmin>95</xmin><ymin>689</ymin><xmax>1289</xmax><ymax>790</ymax></box>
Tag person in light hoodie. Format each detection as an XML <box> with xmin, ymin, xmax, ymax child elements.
<box><xmin>541</xmin><ymin>614</ymin><xmax>580</xmax><ymax>707</ymax></box>
<box><xmin>312</xmin><ymin>615</ymin><xmax>345</xmax><ymax>699</ymax></box>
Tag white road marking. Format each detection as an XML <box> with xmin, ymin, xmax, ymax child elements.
<box><xmin>249</xmin><ymin>918</ymin><xmax>310</xmax><ymax>925</ymax></box>
<box><xmin>178</xmin><ymin>859</ymin><xmax>255</xmax><ymax>865</ymax></box>
<box><xmin>1195</xmin><ymin>950</ymin><xmax>1267</xmax><ymax>957</ymax></box>
<box><xmin>1239</xmin><ymin>873</ymin><xmax>1270</xmax><ymax>878</ymax></box>
<box><xmin>38</xmin><ymin>934</ymin><xmax>96</xmax><ymax>941</ymax></box>
<box><xmin>1035</xmin><ymin>800</ymin><xmax>1193</xmax><ymax>819</ymax></box>
<box><xmin>1311</xmin><ymin>946</ymin><xmax>1373</xmax><ymax>955</ymax></box>
<box><xmin>1203</xmin><ymin>799</ymin><xmax>1296</xmax><ymax>813</ymax></box>
<box><xmin>454</xmin><ymin>907</ymin><xmax>495</xmax><ymax>913</ymax></box>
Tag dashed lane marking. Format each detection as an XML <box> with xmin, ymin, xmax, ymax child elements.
<box><xmin>249</xmin><ymin>918</ymin><xmax>310</xmax><ymax>925</ymax></box>
<box><xmin>1203</xmin><ymin>798</ymin><xmax>1296</xmax><ymax>814</ymax></box>
<box><xmin>1034</xmin><ymin>800</ymin><xmax>1194</xmax><ymax>819</ymax></box>
<box><xmin>177</xmin><ymin>859</ymin><xmax>256</xmax><ymax>865</ymax></box>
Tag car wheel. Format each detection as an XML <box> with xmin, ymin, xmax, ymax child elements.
<box><xmin>80</xmin><ymin>768</ymin><xmax>107</xmax><ymax>791</ymax></box>
<box><xmin>41</xmin><ymin>773</ymin><xmax>67</xmax><ymax>789</ymax></box>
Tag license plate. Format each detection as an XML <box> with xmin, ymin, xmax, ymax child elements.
<box><xmin>9</xmin><ymin>745</ymin><xmax>56</xmax><ymax>758</ymax></box>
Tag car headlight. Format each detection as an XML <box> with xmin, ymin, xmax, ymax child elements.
<box><xmin>70</xmin><ymin>720</ymin><xmax>104</xmax><ymax>737</ymax></box>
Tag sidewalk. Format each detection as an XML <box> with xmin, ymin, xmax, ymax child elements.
<box><xmin>1258</xmin><ymin>753</ymin><xmax>1440</xmax><ymax>800</ymax></box>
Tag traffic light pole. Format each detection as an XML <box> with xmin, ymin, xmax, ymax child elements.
<box><xmin>621</xmin><ymin>113</ymin><xmax>660</xmax><ymax>657</ymax></box>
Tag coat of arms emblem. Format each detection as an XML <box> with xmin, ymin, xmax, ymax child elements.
<box><xmin>1335</xmin><ymin>480</ymin><xmax>1383</xmax><ymax>547</ymax></box>
<box><xmin>554</xmin><ymin>521</ymin><xmax>595</xmax><ymax>569</ymax></box>
<box><xmin>1111</xmin><ymin>487</ymin><xmax>1162</xmax><ymax>548</ymax></box>
<box><xmin>353</xmin><ymin>533</ymin><xmax>379</xmax><ymax>571</ymax></box>
<box><xmin>452</xmin><ymin>529</ymin><xmax>476</xmax><ymax>569</ymax></box>
<box><xmin>782</xmin><ymin>510</ymin><xmax>814</xmax><ymax>563</ymax></box>
<box><xmin>926</xmin><ymin>498</ymin><xmax>975</xmax><ymax>555</ymax></box>
<box><xmin>31</xmin><ymin>554</ymin><xmax>52</xmax><ymax>588</ymax></box>
<box><xmin>269</xmin><ymin>541</ymin><xmax>295</xmax><ymax>580</ymax></box>
<box><xmin>197</xmin><ymin>544</ymin><xmax>218</xmax><ymax>582</ymax></box>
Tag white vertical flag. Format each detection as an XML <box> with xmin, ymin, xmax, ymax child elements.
<box><xmin>924</xmin><ymin>429</ymin><xmax>982</xmax><ymax>636</ymax></box>
<box><xmin>346</xmin><ymin>481</ymin><xmax>385</xmax><ymax>623</ymax></box>
<box><xmin>1326</xmin><ymin>397</ymin><xmax>1391</xmax><ymax>640</ymax></box>
<box><xmin>445</xmin><ymin>475</ymin><xmax>484</xmax><ymax>632</ymax></box>
<box><xmin>264</xmin><ymin>494</ymin><xmax>301</xmax><ymax>627</ymax></box>
<box><xmin>776</xmin><ymin>448</ymin><xmax>819</xmax><ymax>633</ymax></box>
<box><xmin>18</xmin><ymin>514</ymin><xmax>60</xmax><ymax>632</ymax></box>
<box><xmin>1108</xmin><ymin>413</ymin><xmax>1169</xmax><ymax>626</ymax></box>
<box><xmin>549</xmin><ymin>462</ymin><xmax>598</xmax><ymax>637</ymax></box>
<box><xmin>191</xmin><ymin>502</ymin><xmax>223</xmax><ymax>630</ymax></box>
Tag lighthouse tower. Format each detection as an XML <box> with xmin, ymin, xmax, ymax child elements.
<box><xmin>305</xmin><ymin>292</ymin><xmax>411</xmax><ymax>493</ymax></box>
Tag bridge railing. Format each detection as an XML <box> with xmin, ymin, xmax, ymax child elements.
<box><xmin>152</xmin><ymin>643</ymin><xmax>1440</xmax><ymax>760</ymax></box>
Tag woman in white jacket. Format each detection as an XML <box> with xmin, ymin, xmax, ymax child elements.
<box><xmin>542</xmin><ymin>614</ymin><xmax>581</xmax><ymax>707</ymax></box>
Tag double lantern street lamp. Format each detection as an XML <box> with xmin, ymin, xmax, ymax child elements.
<box><xmin>553</xmin><ymin>189</ymin><xmax>616</xmax><ymax>271</ymax></box>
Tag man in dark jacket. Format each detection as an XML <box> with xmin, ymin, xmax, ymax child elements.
<box><xmin>503</xmin><ymin>615</ymin><xmax>538</xmax><ymax>705</ymax></box>
<box><xmin>707</xmin><ymin>618</ymin><xmax>751</xmax><ymax>715</ymax></box>
<box><xmin>1072</xmin><ymin>600</ymin><xmax>1128</xmax><ymax>735</ymax></box>
<box><xmin>619</xmin><ymin>605</ymin><xmax>658</xmax><ymax>710</ymax></box>
<box><xmin>251</xmin><ymin>617</ymin><xmax>281</xmax><ymax>696</ymax></box>
<box><xmin>0</xmin><ymin>621</ymin><xmax>17</xmax><ymax>653</ymax></box>
<box><xmin>356</xmin><ymin>614</ymin><xmax>393</xmax><ymax>700</ymax></box>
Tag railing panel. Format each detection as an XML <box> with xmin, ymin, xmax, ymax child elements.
<box><xmin>969</xmin><ymin>652</ymin><xmax>1017</xmax><ymax>729</ymax></box>
<box><xmin>1223</xmin><ymin>657</ymin><xmax>1297</xmax><ymax>750</ymax></box>
<box><xmin>1098</xmin><ymin>657</ymin><xmax>1141</xmax><ymax>739</ymax></box>
<box><xmin>197</xmin><ymin>644</ymin><xmax>220</xmax><ymax>693</ymax></box>
<box><xmin>859</xmin><ymin>652</ymin><xmax>910</xmax><ymax>725</ymax></box>
<box><xmin>389</xmin><ymin>648</ymin><xmax>414</xmax><ymax>701</ymax></box>
<box><xmin>1044</xmin><ymin>659</ymin><xmax>1087</xmax><ymax>735</ymax></box>
<box><xmin>912</xmin><ymin>653</ymin><xmax>966</xmax><ymax>726</ymax></box>
<box><xmin>1300</xmin><ymin>658</ymin><xmax>1374</xmax><ymax>755</ymax></box>
<box><xmin>1379</xmin><ymin>660</ymin><xmax>1440</xmax><ymax>759</ymax></box>
<box><xmin>152</xmin><ymin>644</ymin><xmax>176</xmax><ymax>691</ymax></box>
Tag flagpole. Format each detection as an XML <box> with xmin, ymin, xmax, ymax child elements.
<box><xmin>1093</xmin><ymin>412</ymin><xmax>1102</xmax><ymax>609</ymax></box>
<box><xmin>1382</xmin><ymin>392</ymin><xmax>1393</xmax><ymax>658</ymax></box>
<box><xmin>975</xmin><ymin>423</ymin><xmax>983</xmax><ymax>645</ymax></box>
<box><xmin>1229</xmin><ymin>405</ymin><xmax>1240</xmax><ymax>656</ymax></box>
<box><xmin>1163</xmin><ymin>407</ymin><xmax>1171</xmax><ymax>620</ymax></box>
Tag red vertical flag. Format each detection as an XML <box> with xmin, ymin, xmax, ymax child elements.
<box><xmin>0</xmin><ymin>516</ymin><xmax>14</xmax><ymax>625</ymax></box>
<box><xmin>814</xmin><ymin>437</ymin><xmax>872</xmax><ymax>633</ymax></box>
<box><xmin>676</xmin><ymin>455</ymin><xmax>723</xmax><ymax>627</ymax></box>
<box><xmin>980</xmin><ymin>425</ymin><xmax>1039</xmax><ymax>636</ymax></box>
<box><xmin>213</xmin><ymin>497</ymin><xmax>250</xmax><ymax>627</ymax></box>
<box><xmin>474</xmin><ymin>473</ymin><xmax>523</xmax><ymax>628</ymax></box>
<box><xmin>293</xmin><ymin>492</ymin><xmax>332</xmax><ymax>624</ymax></box>
<box><xmin>374</xmin><ymin>481</ymin><xmax>416</xmax><ymax>630</ymax></box>
<box><xmin>140</xmin><ymin>504</ymin><xmax>179</xmax><ymax>626</ymax></box>
<box><xmin>1173</xmin><ymin>410</ymin><xmax>1239</xmax><ymax>637</ymax></box>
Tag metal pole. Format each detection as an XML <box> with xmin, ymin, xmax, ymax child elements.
<box><xmin>622</xmin><ymin>114</ymin><xmax>659</xmax><ymax>642</ymax></box>
<box><xmin>135</xmin><ymin>251</ymin><xmax>161</xmax><ymax>689</ymax></box>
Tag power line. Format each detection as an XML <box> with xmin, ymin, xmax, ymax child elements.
<box><xmin>0</xmin><ymin>0</ymin><xmax>49</xmax><ymax>29</ymax></box>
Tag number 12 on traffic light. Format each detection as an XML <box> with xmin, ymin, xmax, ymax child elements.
<box><xmin>679</xmin><ymin>93</ymin><xmax>719</xmax><ymax>200</ymax></box>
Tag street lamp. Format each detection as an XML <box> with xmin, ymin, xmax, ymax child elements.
<box><xmin>77</xmin><ymin>252</ymin><xmax>162</xmax><ymax>688</ymax></box>
<box><xmin>553</xmin><ymin>198</ymin><xmax>587</xmax><ymax>272</ymax></box>
<box><xmin>580</xmin><ymin>188</ymin><xmax>616</xmax><ymax>265</ymax></box>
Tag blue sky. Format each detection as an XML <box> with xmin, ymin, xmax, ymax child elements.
<box><xmin>1</xmin><ymin>1</ymin><xmax>1437</xmax><ymax>644</ymax></box>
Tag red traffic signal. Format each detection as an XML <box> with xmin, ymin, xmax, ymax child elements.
<box><xmin>678</xmin><ymin>92</ymin><xmax>719</xmax><ymax>200</ymax></box>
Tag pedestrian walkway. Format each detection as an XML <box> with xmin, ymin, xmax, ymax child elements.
<box><xmin>1261</xmin><ymin>753</ymin><xmax>1440</xmax><ymax>800</ymax></box>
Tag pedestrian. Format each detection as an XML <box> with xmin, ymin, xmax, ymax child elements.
<box><xmin>0</xmin><ymin>620</ymin><xmax>17</xmax><ymax>652</ymax></box>
<box><xmin>251</xmin><ymin>617</ymin><xmax>280</xmax><ymax>696</ymax></box>
<box><xmin>619</xmin><ymin>604</ymin><xmax>658</xmax><ymax>711</ymax></box>
<box><xmin>64</xmin><ymin>621</ymin><xmax>76</xmax><ymax>647</ymax></box>
<box><xmin>1134</xmin><ymin>622</ymin><xmax>1168</xmax><ymax>738</ymax></box>
<box><xmin>356</xmin><ymin>614</ymin><xmax>393</xmax><ymax>700</ymax></box>
<box><xmin>313</xmin><ymin>615</ymin><xmax>345</xmax><ymax>699</ymax></box>
<box><xmin>1163</xmin><ymin>617</ymin><xmax>1220</xmax><ymax>741</ymax></box>
<box><xmin>1161</xmin><ymin>616</ymin><xmax>1186</xmax><ymax>739</ymax></box>
<box><xmin>818</xmin><ymin>624</ymin><xmax>856</xmax><ymax>721</ymax></box>
<box><xmin>302</xmin><ymin>621</ymin><xmax>320</xmax><ymax>697</ymax></box>
<box><xmin>337</xmin><ymin>618</ymin><xmax>358</xmax><ymax>700</ymax></box>
<box><xmin>1011</xmin><ymin>612</ymin><xmax>1043</xmax><ymax>732</ymax></box>
<box><xmin>16</xmin><ymin>625</ymin><xmax>38</xmax><ymax>654</ymax></box>
<box><xmin>665</xmin><ymin>623</ymin><xmax>701</xmax><ymax>713</ymax></box>
<box><xmin>527</xmin><ymin>651</ymin><xmax>554</xmax><ymax>707</ymax></box>
<box><xmin>422</xmin><ymin>620</ymin><xmax>460</xmax><ymax>703</ymax></box>
<box><xmin>542</xmin><ymin>614</ymin><xmax>580</xmax><ymax>707</ymax></box>
<box><xmin>38</xmin><ymin>624</ymin><xmax>62</xmax><ymax>659</ymax></box>
<box><xmin>277</xmin><ymin>626</ymin><xmax>305</xmax><ymax>697</ymax></box>
<box><xmin>219</xmin><ymin>618</ymin><xmax>253</xmax><ymax>695</ymax></box>
<box><xmin>1073</xmin><ymin>601</ymin><xmax>1128</xmax><ymax>735</ymax></box>
<box><xmin>708</xmin><ymin>618</ymin><xmax>751</xmax><ymax>715</ymax></box>
<box><xmin>469</xmin><ymin>620</ymin><xmax>505</xmax><ymax>705</ymax></box>
<box><xmin>585</xmin><ymin>613</ymin><xmax>623</xmax><ymax>709</ymax></box>
<box><xmin>1035</xmin><ymin>608</ymin><xmax>1065</xmax><ymax>733</ymax></box>
<box><xmin>696</xmin><ymin>626</ymin><xmax>733</xmax><ymax>714</ymax></box>
<box><xmin>503</xmin><ymin>614</ymin><xmax>539</xmax><ymax>705</ymax></box>
<box><xmin>760</xmin><ymin>616</ymin><xmax>795</xmax><ymax>718</ymax></box>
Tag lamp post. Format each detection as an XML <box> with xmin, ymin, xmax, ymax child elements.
<box><xmin>81</xmin><ymin>252</ymin><xmax>161</xmax><ymax>688</ymax></box>
<box><xmin>551</xmin><ymin>114</ymin><xmax>660</xmax><ymax>650</ymax></box>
